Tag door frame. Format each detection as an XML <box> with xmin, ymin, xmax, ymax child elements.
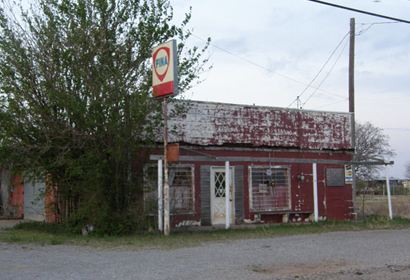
<box><xmin>210</xmin><ymin>166</ymin><xmax>235</xmax><ymax>225</ymax></box>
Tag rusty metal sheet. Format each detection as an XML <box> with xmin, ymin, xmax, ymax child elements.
<box><xmin>167</xmin><ymin>101</ymin><xmax>352</xmax><ymax>150</ymax></box>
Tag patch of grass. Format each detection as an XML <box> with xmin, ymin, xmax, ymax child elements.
<box><xmin>1</xmin><ymin>217</ymin><xmax>410</xmax><ymax>249</ymax></box>
<box><xmin>356</xmin><ymin>195</ymin><xmax>410</xmax><ymax>219</ymax></box>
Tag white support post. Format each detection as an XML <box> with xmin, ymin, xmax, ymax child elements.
<box><xmin>312</xmin><ymin>163</ymin><xmax>319</xmax><ymax>222</ymax></box>
<box><xmin>158</xmin><ymin>159</ymin><xmax>163</xmax><ymax>232</ymax></box>
<box><xmin>162</xmin><ymin>98</ymin><xmax>170</xmax><ymax>236</ymax></box>
<box><xmin>225</xmin><ymin>161</ymin><xmax>230</xmax><ymax>229</ymax></box>
<box><xmin>385</xmin><ymin>165</ymin><xmax>393</xmax><ymax>220</ymax></box>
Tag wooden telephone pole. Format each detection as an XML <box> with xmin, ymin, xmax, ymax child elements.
<box><xmin>349</xmin><ymin>18</ymin><xmax>357</xmax><ymax>215</ymax></box>
<box><xmin>349</xmin><ymin>18</ymin><xmax>355</xmax><ymax>125</ymax></box>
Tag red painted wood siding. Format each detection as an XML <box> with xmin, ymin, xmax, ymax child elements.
<box><xmin>151</xmin><ymin>147</ymin><xmax>354</xmax><ymax>224</ymax></box>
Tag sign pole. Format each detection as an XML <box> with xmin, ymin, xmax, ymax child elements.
<box><xmin>157</xmin><ymin>159</ymin><xmax>163</xmax><ymax>232</ymax></box>
<box><xmin>152</xmin><ymin>39</ymin><xmax>177</xmax><ymax>235</ymax></box>
<box><xmin>163</xmin><ymin>97</ymin><xmax>170</xmax><ymax>235</ymax></box>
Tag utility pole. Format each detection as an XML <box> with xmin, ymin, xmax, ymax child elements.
<box><xmin>349</xmin><ymin>17</ymin><xmax>357</xmax><ymax>218</ymax></box>
<box><xmin>349</xmin><ymin>18</ymin><xmax>355</xmax><ymax>120</ymax></box>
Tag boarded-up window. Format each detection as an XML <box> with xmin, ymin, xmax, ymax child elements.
<box><xmin>144</xmin><ymin>165</ymin><xmax>194</xmax><ymax>214</ymax></box>
<box><xmin>326</xmin><ymin>168</ymin><xmax>345</xmax><ymax>187</ymax></box>
<box><xmin>249</xmin><ymin>166</ymin><xmax>291</xmax><ymax>212</ymax></box>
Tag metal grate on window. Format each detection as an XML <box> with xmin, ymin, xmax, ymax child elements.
<box><xmin>143</xmin><ymin>165</ymin><xmax>194</xmax><ymax>215</ymax></box>
<box><xmin>249</xmin><ymin>166</ymin><xmax>291</xmax><ymax>212</ymax></box>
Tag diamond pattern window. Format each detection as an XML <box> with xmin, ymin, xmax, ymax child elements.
<box><xmin>214</xmin><ymin>172</ymin><xmax>226</xmax><ymax>198</ymax></box>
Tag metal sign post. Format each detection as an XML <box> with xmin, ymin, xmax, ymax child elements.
<box><xmin>157</xmin><ymin>159</ymin><xmax>163</xmax><ymax>232</ymax></box>
<box><xmin>152</xmin><ymin>39</ymin><xmax>178</xmax><ymax>235</ymax></box>
<box><xmin>163</xmin><ymin>97</ymin><xmax>170</xmax><ymax>235</ymax></box>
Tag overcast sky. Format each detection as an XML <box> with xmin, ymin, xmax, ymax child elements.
<box><xmin>170</xmin><ymin>0</ymin><xmax>410</xmax><ymax>178</ymax></box>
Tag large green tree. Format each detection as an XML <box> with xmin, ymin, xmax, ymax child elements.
<box><xmin>0</xmin><ymin>0</ymin><xmax>209</xmax><ymax>233</ymax></box>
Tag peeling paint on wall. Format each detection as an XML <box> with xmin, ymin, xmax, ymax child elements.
<box><xmin>167</xmin><ymin>101</ymin><xmax>352</xmax><ymax>150</ymax></box>
<box><xmin>0</xmin><ymin>170</ymin><xmax>24</xmax><ymax>218</ymax></box>
<box><xmin>175</xmin><ymin>220</ymin><xmax>201</xmax><ymax>228</ymax></box>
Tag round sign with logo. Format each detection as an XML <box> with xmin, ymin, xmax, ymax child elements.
<box><xmin>153</xmin><ymin>47</ymin><xmax>170</xmax><ymax>82</ymax></box>
<box><xmin>152</xmin><ymin>40</ymin><xmax>178</xmax><ymax>98</ymax></box>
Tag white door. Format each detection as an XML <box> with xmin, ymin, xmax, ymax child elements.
<box><xmin>24</xmin><ymin>179</ymin><xmax>45</xmax><ymax>221</ymax></box>
<box><xmin>210</xmin><ymin>167</ymin><xmax>235</xmax><ymax>225</ymax></box>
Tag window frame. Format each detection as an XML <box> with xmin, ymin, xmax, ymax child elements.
<box><xmin>143</xmin><ymin>163</ymin><xmax>195</xmax><ymax>215</ymax></box>
<box><xmin>248</xmin><ymin>165</ymin><xmax>292</xmax><ymax>212</ymax></box>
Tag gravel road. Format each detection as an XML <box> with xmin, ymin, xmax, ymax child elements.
<box><xmin>1</xmin><ymin>229</ymin><xmax>410</xmax><ymax>280</ymax></box>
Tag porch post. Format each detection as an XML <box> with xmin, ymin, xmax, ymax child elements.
<box><xmin>385</xmin><ymin>165</ymin><xmax>393</xmax><ymax>220</ymax></box>
<box><xmin>158</xmin><ymin>159</ymin><xmax>163</xmax><ymax>232</ymax></box>
<box><xmin>312</xmin><ymin>163</ymin><xmax>319</xmax><ymax>222</ymax></box>
<box><xmin>225</xmin><ymin>161</ymin><xmax>230</xmax><ymax>229</ymax></box>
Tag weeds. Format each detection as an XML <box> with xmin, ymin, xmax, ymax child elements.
<box><xmin>1</xmin><ymin>217</ymin><xmax>410</xmax><ymax>249</ymax></box>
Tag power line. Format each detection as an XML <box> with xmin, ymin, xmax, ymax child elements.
<box><xmin>315</xmin><ymin>99</ymin><xmax>348</xmax><ymax>110</ymax></box>
<box><xmin>287</xmin><ymin>31</ymin><xmax>349</xmax><ymax>108</ymax></box>
<box><xmin>356</xmin><ymin>21</ymin><xmax>400</xmax><ymax>36</ymax></box>
<box><xmin>383</xmin><ymin>128</ymin><xmax>410</xmax><ymax>132</ymax></box>
<box><xmin>306</xmin><ymin>0</ymin><xmax>410</xmax><ymax>24</ymax></box>
<box><xmin>301</xmin><ymin>35</ymin><xmax>349</xmax><ymax>108</ymax></box>
<box><xmin>192</xmin><ymin>34</ymin><xmax>299</xmax><ymax>83</ymax></box>
<box><xmin>358</xmin><ymin>21</ymin><xmax>401</xmax><ymax>25</ymax></box>
<box><xmin>191</xmin><ymin>34</ymin><xmax>345</xmax><ymax>101</ymax></box>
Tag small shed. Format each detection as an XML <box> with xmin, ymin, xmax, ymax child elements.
<box><xmin>0</xmin><ymin>168</ymin><xmax>45</xmax><ymax>221</ymax></box>
<box><xmin>145</xmin><ymin>100</ymin><xmax>354</xmax><ymax>227</ymax></box>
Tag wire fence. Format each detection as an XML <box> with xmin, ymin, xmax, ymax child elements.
<box><xmin>356</xmin><ymin>181</ymin><xmax>410</xmax><ymax>220</ymax></box>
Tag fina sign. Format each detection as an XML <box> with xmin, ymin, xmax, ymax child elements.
<box><xmin>152</xmin><ymin>39</ymin><xmax>178</xmax><ymax>98</ymax></box>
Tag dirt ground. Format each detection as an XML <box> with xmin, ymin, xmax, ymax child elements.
<box><xmin>1</xmin><ymin>229</ymin><xmax>410</xmax><ymax>280</ymax></box>
<box><xmin>252</xmin><ymin>262</ymin><xmax>410</xmax><ymax>280</ymax></box>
